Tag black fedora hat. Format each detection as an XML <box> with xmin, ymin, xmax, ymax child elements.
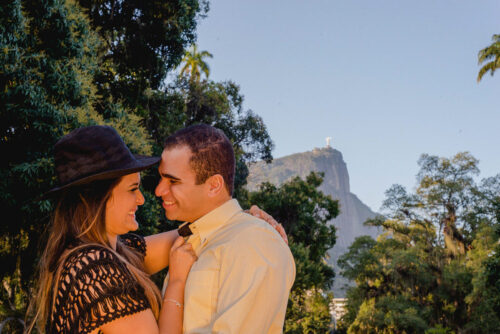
<box><xmin>43</xmin><ymin>125</ymin><xmax>160</xmax><ymax>197</ymax></box>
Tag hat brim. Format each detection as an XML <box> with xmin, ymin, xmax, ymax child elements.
<box><xmin>39</xmin><ymin>155</ymin><xmax>161</xmax><ymax>199</ymax></box>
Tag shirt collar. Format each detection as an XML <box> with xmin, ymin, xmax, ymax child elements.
<box><xmin>189</xmin><ymin>199</ymin><xmax>242</xmax><ymax>244</ymax></box>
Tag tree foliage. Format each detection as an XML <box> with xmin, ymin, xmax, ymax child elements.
<box><xmin>337</xmin><ymin>153</ymin><xmax>500</xmax><ymax>334</ymax></box>
<box><xmin>477</xmin><ymin>34</ymin><xmax>500</xmax><ymax>82</ymax></box>
<box><xmin>179</xmin><ymin>44</ymin><xmax>213</xmax><ymax>83</ymax></box>
<box><xmin>0</xmin><ymin>0</ymin><xmax>155</xmax><ymax>331</ymax></box>
<box><xmin>76</xmin><ymin>0</ymin><xmax>209</xmax><ymax>112</ymax></box>
<box><xmin>285</xmin><ymin>289</ymin><xmax>334</xmax><ymax>334</ymax></box>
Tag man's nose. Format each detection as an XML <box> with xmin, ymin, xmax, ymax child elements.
<box><xmin>155</xmin><ymin>181</ymin><xmax>169</xmax><ymax>197</ymax></box>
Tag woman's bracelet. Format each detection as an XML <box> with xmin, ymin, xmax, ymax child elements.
<box><xmin>164</xmin><ymin>298</ymin><xmax>183</xmax><ymax>309</ymax></box>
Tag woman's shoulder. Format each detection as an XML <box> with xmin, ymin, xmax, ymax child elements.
<box><xmin>60</xmin><ymin>244</ymin><xmax>123</xmax><ymax>278</ymax></box>
<box><xmin>60</xmin><ymin>233</ymin><xmax>146</xmax><ymax>272</ymax></box>
<box><xmin>119</xmin><ymin>233</ymin><xmax>147</xmax><ymax>256</ymax></box>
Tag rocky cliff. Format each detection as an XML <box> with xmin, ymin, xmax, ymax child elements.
<box><xmin>246</xmin><ymin>147</ymin><xmax>380</xmax><ymax>297</ymax></box>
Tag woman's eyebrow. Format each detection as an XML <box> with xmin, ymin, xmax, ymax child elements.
<box><xmin>129</xmin><ymin>182</ymin><xmax>140</xmax><ymax>187</ymax></box>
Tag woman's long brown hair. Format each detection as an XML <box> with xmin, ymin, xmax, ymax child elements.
<box><xmin>26</xmin><ymin>178</ymin><xmax>161</xmax><ymax>333</ymax></box>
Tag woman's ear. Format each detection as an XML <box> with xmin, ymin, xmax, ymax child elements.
<box><xmin>206</xmin><ymin>174</ymin><xmax>225</xmax><ymax>197</ymax></box>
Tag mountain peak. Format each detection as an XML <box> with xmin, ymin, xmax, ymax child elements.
<box><xmin>247</xmin><ymin>147</ymin><xmax>350</xmax><ymax>193</ymax></box>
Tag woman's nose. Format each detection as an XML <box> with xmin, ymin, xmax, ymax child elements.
<box><xmin>137</xmin><ymin>190</ymin><xmax>145</xmax><ymax>205</ymax></box>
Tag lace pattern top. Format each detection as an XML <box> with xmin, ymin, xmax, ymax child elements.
<box><xmin>47</xmin><ymin>234</ymin><xmax>150</xmax><ymax>334</ymax></box>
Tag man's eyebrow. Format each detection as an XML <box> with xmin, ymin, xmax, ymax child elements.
<box><xmin>160</xmin><ymin>173</ymin><xmax>181</xmax><ymax>181</ymax></box>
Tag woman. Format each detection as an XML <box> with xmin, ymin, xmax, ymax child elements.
<box><xmin>26</xmin><ymin>125</ymin><xmax>286</xmax><ymax>334</ymax></box>
<box><xmin>25</xmin><ymin>125</ymin><xmax>195</xmax><ymax>334</ymax></box>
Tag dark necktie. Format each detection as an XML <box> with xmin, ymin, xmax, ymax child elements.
<box><xmin>178</xmin><ymin>222</ymin><xmax>193</xmax><ymax>240</ymax></box>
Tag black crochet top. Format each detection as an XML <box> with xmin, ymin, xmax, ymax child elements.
<box><xmin>46</xmin><ymin>234</ymin><xmax>150</xmax><ymax>334</ymax></box>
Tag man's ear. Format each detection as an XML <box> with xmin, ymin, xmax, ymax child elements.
<box><xmin>206</xmin><ymin>174</ymin><xmax>225</xmax><ymax>197</ymax></box>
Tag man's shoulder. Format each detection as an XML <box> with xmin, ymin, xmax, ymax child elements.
<box><xmin>218</xmin><ymin>212</ymin><xmax>293</xmax><ymax>257</ymax></box>
<box><xmin>227</xmin><ymin>211</ymin><xmax>278</xmax><ymax>238</ymax></box>
<box><xmin>215</xmin><ymin>212</ymin><xmax>296</xmax><ymax>282</ymax></box>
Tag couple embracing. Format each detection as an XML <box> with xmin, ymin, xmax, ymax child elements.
<box><xmin>27</xmin><ymin>124</ymin><xmax>295</xmax><ymax>334</ymax></box>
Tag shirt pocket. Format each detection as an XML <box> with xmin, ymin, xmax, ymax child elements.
<box><xmin>184</xmin><ymin>268</ymin><xmax>219</xmax><ymax>327</ymax></box>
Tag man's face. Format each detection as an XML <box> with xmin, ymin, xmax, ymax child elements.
<box><xmin>155</xmin><ymin>145</ymin><xmax>210</xmax><ymax>222</ymax></box>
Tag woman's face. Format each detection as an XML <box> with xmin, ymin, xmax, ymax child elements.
<box><xmin>105</xmin><ymin>173</ymin><xmax>145</xmax><ymax>237</ymax></box>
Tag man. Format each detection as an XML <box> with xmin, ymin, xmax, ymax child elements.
<box><xmin>155</xmin><ymin>124</ymin><xmax>295</xmax><ymax>333</ymax></box>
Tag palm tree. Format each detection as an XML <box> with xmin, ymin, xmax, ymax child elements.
<box><xmin>477</xmin><ymin>34</ymin><xmax>500</xmax><ymax>82</ymax></box>
<box><xmin>179</xmin><ymin>44</ymin><xmax>213</xmax><ymax>83</ymax></box>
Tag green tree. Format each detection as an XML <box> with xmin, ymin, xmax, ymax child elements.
<box><xmin>0</xmin><ymin>1</ymin><xmax>154</xmax><ymax>331</ymax></box>
<box><xmin>76</xmin><ymin>0</ymin><xmax>209</xmax><ymax>113</ymax></box>
<box><xmin>464</xmin><ymin>175</ymin><xmax>500</xmax><ymax>332</ymax></box>
<box><xmin>416</xmin><ymin>152</ymin><xmax>479</xmax><ymax>256</ymax></box>
<box><xmin>179</xmin><ymin>44</ymin><xmax>213</xmax><ymax>83</ymax></box>
<box><xmin>285</xmin><ymin>289</ymin><xmax>334</xmax><ymax>334</ymax></box>
<box><xmin>477</xmin><ymin>34</ymin><xmax>500</xmax><ymax>82</ymax></box>
<box><xmin>338</xmin><ymin>153</ymin><xmax>500</xmax><ymax>333</ymax></box>
<box><xmin>245</xmin><ymin>172</ymin><xmax>338</xmax><ymax>334</ymax></box>
<box><xmin>475</xmin><ymin>34</ymin><xmax>500</xmax><ymax>327</ymax></box>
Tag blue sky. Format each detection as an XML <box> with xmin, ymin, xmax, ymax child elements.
<box><xmin>193</xmin><ymin>0</ymin><xmax>500</xmax><ymax>212</ymax></box>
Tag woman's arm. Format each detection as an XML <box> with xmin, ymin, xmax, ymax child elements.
<box><xmin>246</xmin><ymin>205</ymin><xmax>289</xmax><ymax>244</ymax></box>
<box><xmin>158</xmin><ymin>236</ymin><xmax>196</xmax><ymax>333</ymax></box>
<box><xmin>143</xmin><ymin>230</ymin><xmax>179</xmax><ymax>274</ymax></box>
<box><xmin>101</xmin><ymin>237</ymin><xmax>196</xmax><ymax>334</ymax></box>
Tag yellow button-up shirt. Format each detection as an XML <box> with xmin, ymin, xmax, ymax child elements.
<box><xmin>164</xmin><ymin>199</ymin><xmax>295</xmax><ymax>333</ymax></box>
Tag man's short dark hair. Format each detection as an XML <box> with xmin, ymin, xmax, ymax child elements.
<box><xmin>164</xmin><ymin>124</ymin><xmax>235</xmax><ymax>195</ymax></box>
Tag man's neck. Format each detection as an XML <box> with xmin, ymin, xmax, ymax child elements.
<box><xmin>193</xmin><ymin>195</ymin><xmax>232</xmax><ymax>223</ymax></box>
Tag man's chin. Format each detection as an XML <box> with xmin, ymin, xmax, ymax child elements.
<box><xmin>165</xmin><ymin>212</ymin><xmax>183</xmax><ymax>222</ymax></box>
<box><xmin>164</xmin><ymin>208</ymin><xmax>195</xmax><ymax>223</ymax></box>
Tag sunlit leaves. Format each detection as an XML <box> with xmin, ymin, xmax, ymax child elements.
<box><xmin>477</xmin><ymin>34</ymin><xmax>500</xmax><ymax>82</ymax></box>
<box><xmin>338</xmin><ymin>152</ymin><xmax>500</xmax><ymax>333</ymax></box>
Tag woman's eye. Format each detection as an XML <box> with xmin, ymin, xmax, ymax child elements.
<box><xmin>130</xmin><ymin>187</ymin><xmax>139</xmax><ymax>192</ymax></box>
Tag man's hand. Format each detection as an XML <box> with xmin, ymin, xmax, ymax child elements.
<box><xmin>246</xmin><ymin>205</ymin><xmax>288</xmax><ymax>245</ymax></box>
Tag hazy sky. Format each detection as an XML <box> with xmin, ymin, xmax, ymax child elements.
<box><xmin>194</xmin><ymin>0</ymin><xmax>500</xmax><ymax>212</ymax></box>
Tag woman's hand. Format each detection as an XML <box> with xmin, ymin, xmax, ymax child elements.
<box><xmin>168</xmin><ymin>236</ymin><xmax>197</xmax><ymax>284</ymax></box>
<box><xmin>246</xmin><ymin>205</ymin><xmax>289</xmax><ymax>245</ymax></box>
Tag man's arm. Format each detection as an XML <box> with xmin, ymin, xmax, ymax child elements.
<box><xmin>210</xmin><ymin>225</ymin><xmax>295</xmax><ymax>334</ymax></box>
